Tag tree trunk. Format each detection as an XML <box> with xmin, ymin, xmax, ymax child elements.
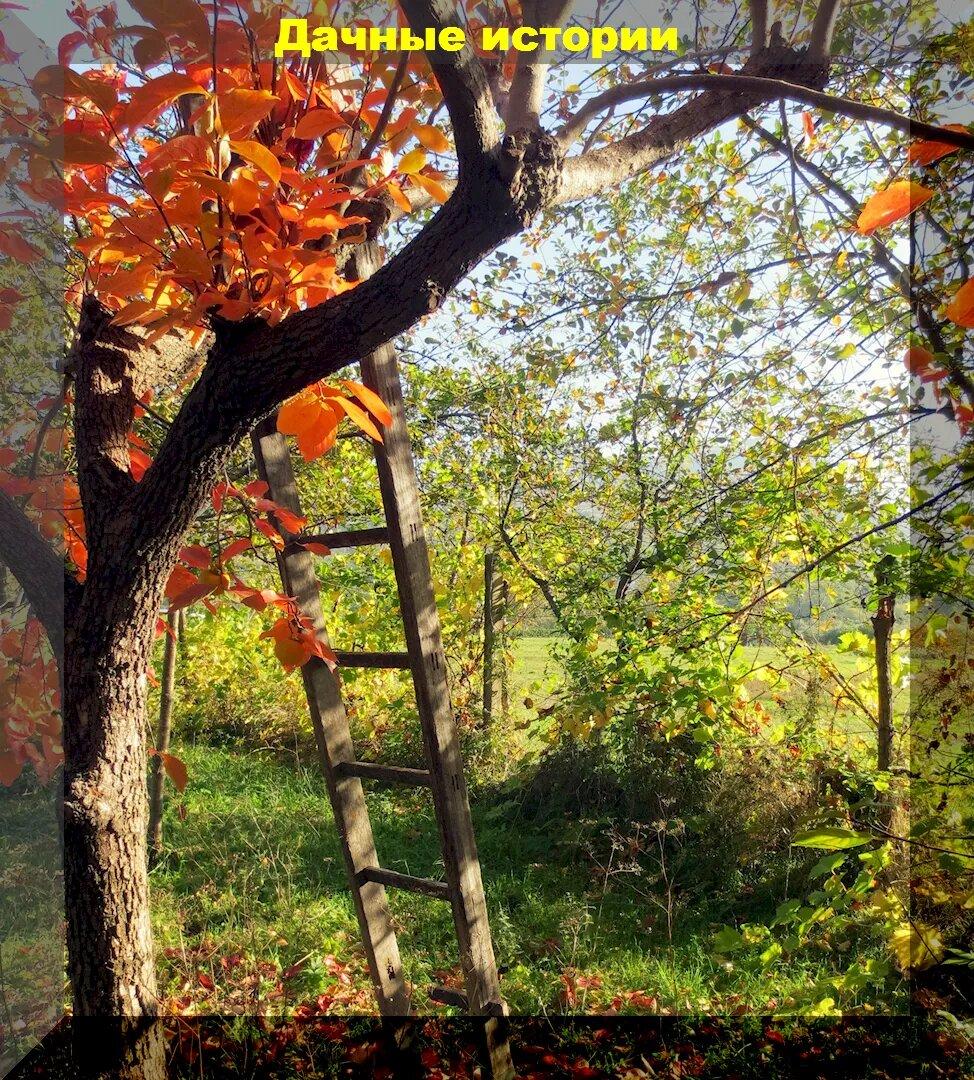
<box><xmin>148</xmin><ymin>608</ymin><xmax>181</xmax><ymax>867</ymax></box>
<box><xmin>482</xmin><ymin>550</ymin><xmax>496</xmax><ymax>728</ymax></box>
<box><xmin>872</xmin><ymin>569</ymin><xmax>895</xmax><ymax>774</ymax></box>
<box><xmin>62</xmin><ymin>563</ymin><xmax>167</xmax><ymax>1080</ymax></box>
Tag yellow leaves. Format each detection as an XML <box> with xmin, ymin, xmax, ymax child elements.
<box><xmin>228</xmin><ymin>139</ymin><xmax>281</xmax><ymax>185</ymax></box>
<box><xmin>698</xmin><ymin>699</ymin><xmax>717</xmax><ymax>720</ymax></box>
<box><xmin>890</xmin><ymin>923</ymin><xmax>943</xmax><ymax>973</ymax></box>
<box><xmin>945</xmin><ymin>278</ymin><xmax>974</xmax><ymax>329</ymax></box>
<box><xmin>398</xmin><ymin>148</ymin><xmax>427</xmax><ymax>175</ymax></box>
<box><xmin>414</xmin><ymin>124</ymin><xmax>450</xmax><ymax>153</ymax></box>
<box><xmin>855</xmin><ymin>181</ymin><xmax>934</xmax><ymax>235</ymax></box>
<box><xmin>908</xmin><ymin>124</ymin><xmax>969</xmax><ymax>166</ymax></box>
<box><xmin>217</xmin><ymin>88</ymin><xmax>279</xmax><ymax>138</ymax></box>
<box><xmin>293</xmin><ymin>108</ymin><xmax>346</xmax><ymax>140</ymax></box>
<box><xmin>123</xmin><ymin>72</ymin><xmax>207</xmax><ymax>131</ymax></box>
<box><xmin>410</xmin><ymin>172</ymin><xmax>450</xmax><ymax>204</ymax></box>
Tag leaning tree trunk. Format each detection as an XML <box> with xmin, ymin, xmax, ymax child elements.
<box><xmin>62</xmin><ymin>563</ymin><xmax>167</xmax><ymax>1080</ymax></box>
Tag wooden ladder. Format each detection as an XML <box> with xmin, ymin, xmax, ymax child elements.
<box><xmin>249</xmin><ymin>243</ymin><xmax>512</xmax><ymax>1078</ymax></box>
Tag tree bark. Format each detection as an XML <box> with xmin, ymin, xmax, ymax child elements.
<box><xmin>148</xmin><ymin>609</ymin><xmax>181</xmax><ymax>867</ymax></box>
<box><xmin>61</xmin><ymin>553</ymin><xmax>169</xmax><ymax>1080</ymax></box>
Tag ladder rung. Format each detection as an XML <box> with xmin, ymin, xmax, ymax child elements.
<box><xmin>429</xmin><ymin>986</ymin><xmax>468</xmax><ymax>1009</ymax></box>
<box><xmin>334</xmin><ymin>650</ymin><xmax>411</xmax><ymax>669</ymax></box>
<box><xmin>293</xmin><ymin>526</ymin><xmax>389</xmax><ymax>552</ymax></box>
<box><xmin>357</xmin><ymin>866</ymin><xmax>451</xmax><ymax>901</ymax></box>
<box><xmin>336</xmin><ymin>760</ymin><xmax>433</xmax><ymax>788</ymax></box>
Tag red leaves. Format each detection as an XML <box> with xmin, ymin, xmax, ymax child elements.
<box><xmin>904</xmin><ymin>345</ymin><xmax>947</xmax><ymax>383</ymax></box>
<box><xmin>260</xmin><ymin>613</ymin><xmax>336</xmax><ymax>673</ymax></box>
<box><xmin>122</xmin><ymin>71</ymin><xmax>207</xmax><ymax>130</ymax></box>
<box><xmin>945</xmin><ymin>278</ymin><xmax>974</xmax><ymax>329</ymax></box>
<box><xmin>277</xmin><ymin>382</ymin><xmax>393</xmax><ymax>461</ymax></box>
<box><xmin>855</xmin><ymin>181</ymin><xmax>934</xmax><ymax>235</ymax></box>
<box><xmin>294</xmin><ymin>108</ymin><xmax>347</xmax><ymax>140</ymax></box>
<box><xmin>149</xmin><ymin>749</ymin><xmax>188</xmax><ymax>792</ymax></box>
<box><xmin>277</xmin><ymin>389</ymin><xmax>343</xmax><ymax>461</ymax></box>
<box><xmin>0</xmin><ymin>225</ymin><xmax>42</xmax><ymax>263</ymax></box>
<box><xmin>908</xmin><ymin>124</ymin><xmax>969</xmax><ymax>166</ymax></box>
<box><xmin>216</xmin><ymin>88</ymin><xmax>279</xmax><ymax>138</ymax></box>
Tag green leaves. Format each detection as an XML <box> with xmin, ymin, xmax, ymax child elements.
<box><xmin>793</xmin><ymin>827</ymin><xmax>872</xmax><ymax>850</ymax></box>
<box><xmin>809</xmin><ymin>852</ymin><xmax>848</xmax><ymax>878</ymax></box>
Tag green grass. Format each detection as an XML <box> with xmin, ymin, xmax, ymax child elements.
<box><xmin>150</xmin><ymin>743</ymin><xmax>905</xmax><ymax>1019</ymax></box>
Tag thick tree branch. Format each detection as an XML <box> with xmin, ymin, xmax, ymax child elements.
<box><xmin>557</xmin><ymin>70</ymin><xmax>974</xmax><ymax>164</ymax></box>
<box><xmin>749</xmin><ymin>0</ymin><xmax>769</xmax><ymax>54</ymax></box>
<box><xmin>505</xmin><ymin>0</ymin><xmax>575</xmax><ymax>132</ymax></box>
<box><xmin>0</xmin><ymin>488</ymin><xmax>78</xmax><ymax>659</ymax></box>
<box><xmin>399</xmin><ymin>0</ymin><xmax>500</xmax><ymax>166</ymax></box>
<box><xmin>104</xmin><ymin>41</ymin><xmax>874</xmax><ymax>620</ymax></box>
<box><xmin>558</xmin><ymin>49</ymin><xmax>831</xmax><ymax>202</ymax></box>
<box><xmin>808</xmin><ymin>0</ymin><xmax>844</xmax><ymax>62</ymax></box>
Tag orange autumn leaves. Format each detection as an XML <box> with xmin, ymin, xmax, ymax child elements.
<box><xmin>853</xmin><ymin>126</ymin><xmax>973</xmax><ymax>335</ymax></box>
<box><xmin>35</xmin><ymin>1</ymin><xmax>456</xmax><ymax>342</ymax></box>
<box><xmin>855</xmin><ymin>180</ymin><xmax>934</xmax><ymax>235</ymax></box>
<box><xmin>945</xmin><ymin>279</ymin><xmax>974</xmax><ymax>330</ymax></box>
<box><xmin>277</xmin><ymin>379</ymin><xmax>393</xmax><ymax>461</ymax></box>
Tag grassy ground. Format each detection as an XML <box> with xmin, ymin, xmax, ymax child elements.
<box><xmin>150</xmin><ymin>742</ymin><xmax>904</xmax><ymax>1020</ymax></box>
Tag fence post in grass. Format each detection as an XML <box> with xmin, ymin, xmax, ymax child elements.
<box><xmin>871</xmin><ymin>557</ymin><xmax>896</xmax><ymax>775</ymax></box>
<box><xmin>499</xmin><ymin>578</ymin><xmax>510</xmax><ymax>724</ymax></box>
<box><xmin>482</xmin><ymin>550</ymin><xmax>496</xmax><ymax>728</ymax></box>
<box><xmin>148</xmin><ymin>608</ymin><xmax>181</xmax><ymax>866</ymax></box>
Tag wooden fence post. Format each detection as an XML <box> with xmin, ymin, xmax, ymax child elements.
<box><xmin>482</xmin><ymin>550</ymin><xmax>496</xmax><ymax>728</ymax></box>
<box><xmin>148</xmin><ymin>608</ymin><xmax>180</xmax><ymax>866</ymax></box>
<box><xmin>872</xmin><ymin>557</ymin><xmax>896</xmax><ymax>774</ymax></box>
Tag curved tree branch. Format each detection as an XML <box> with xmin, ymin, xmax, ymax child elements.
<box><xmin>808</xmin><ymin>0</ymin><xmax>845</xmax><ymax>62</ymax></box>
<box><xmin>557</xmin><ymin>70</ymin><xmax>974</xmax><ymax>163</ymax></box>
<box><xmin>398</xmin><ymin>0</ymin><xmax>500</xmax><ymax>166</ymax></box>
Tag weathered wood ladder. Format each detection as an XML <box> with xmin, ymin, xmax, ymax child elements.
<box><xmin>249</xmin><ymin>242</ymin><xmax>512</xmax><ymax>1078</ymax></box>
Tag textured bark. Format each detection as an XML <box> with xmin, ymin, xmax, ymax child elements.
<box><xmin>61</xmin><ymin>551</ymin><xmax>168</xmax><ymax>1079</ymax></box>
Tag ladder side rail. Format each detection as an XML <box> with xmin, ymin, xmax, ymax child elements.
<box><xmin>251</xmin><ymin>419</ymin><xmax>410</xmax><ymax>1015</ymax></box>
<box><xmin>351</xmin><ymin>244</ymin><xmax>505</xmax><ymax>1017</ymax></box>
